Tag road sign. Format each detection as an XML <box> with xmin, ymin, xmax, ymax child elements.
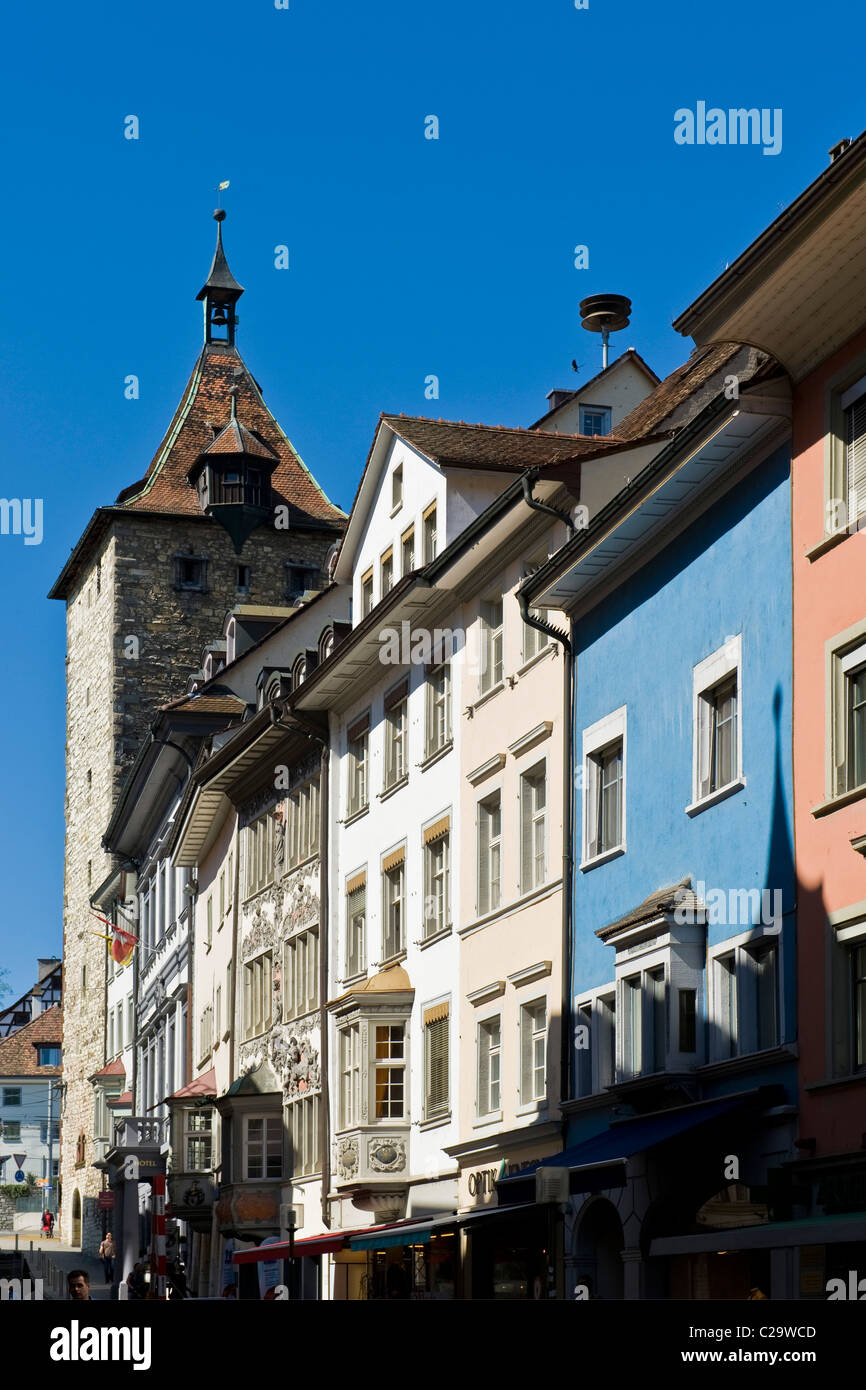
<box><xmin>14</xmin><ymin>1170</ymin><xmax>25</xmax><ymax>1183</ymax></box>
<box><xmin>13</xmin><ymin>1154</ymin><xmax>25</xmax><ymax>1168</ymax></box>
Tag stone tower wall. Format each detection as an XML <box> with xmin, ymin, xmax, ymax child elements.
<box><xmin>60</xmin><ymin>513</ymin><xmax>338</xmax><ymax>1252</ymax></box>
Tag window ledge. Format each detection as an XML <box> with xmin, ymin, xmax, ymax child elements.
<box><xmin>579</xmin><ymin>845</ymin><xmax>626</xmax><ymax>873</ymax></box>
<box><xmin>698</xmin><ymin>1042</ymin><xmax>797</xmax><ymax>1078</ymax></box>
<box><xmin>515</xmin><ymin>1100</ymin><xmax>549</xmax><ymax>1119</ymax></box>
<box><xmin>516</xmin><ymin>645</ymin><xmax>554</xmax><ymax>679</ymax></box>
<box><xmin>417</xmin><ymin>924</ymin><xmax>453</xmax><ymax>951</ymax></box>
<box><xmin>804</xmin><ymin>1069</ymin><xmax>866</xmax><ymax>1093</ymax></box>
<box><xmin>812</xmin><ymin>783</ymin><xmax>866</xmax><ymax>818</ymax></box>
<box><xmin>377</xmin><ymin>950</ymin><xmax>408</xmax><ymax>970</ymax></box>
<box><xmin>419</xmin><ymin>1113</ymin><xmax>451</xmax><ymax>1132</ymax></box>
<box><xmin>379</xmin><ymin>776</ymin><xmax>409</xmax><ymax>803</ymax></box>
<box><xmin>471</xmin><ymin>682</ymin><xmax>505</xmax><ymax>714</ymax></box>
<box><xmin>459</xmin><ymin>877</ymin><xmax>563</xmax><ymax>937</ymax></box>
<box><xmin>286</xmin><ymin>851</ymin><xmax>318</xmax><ymax>875</ymax></box>
<box><xmin>340</xmin><ymin>969</ymin><xmax>368</xmax><ymax>988</ymax></box>
<box><xmin>805</xmin><ymin>526</ymin><xmax>866</xmax><ymax>562</ymax></box>
<box><xmin>685</xmin><ymin>776</ymin><xmax>746</xmax><ymax>817</ymax></box>
<box><xmin>418</xmin><ymin>741</ymin><xmax>453</xmax><ymax>773</ymax></box>
<box><xmin>472</xmin><ymin>1111</ymin><xmax>503</xmax><ymax>1130</ymax></box>
<box><xmin>344</xmin><ymin>805</ymin><xmax>370</xmax><ymax>828</ymax></box>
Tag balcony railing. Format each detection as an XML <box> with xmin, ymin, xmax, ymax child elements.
<box><xmin>112</xmin><ymin>1116</ymin><xmax>170</xmax><ymax>1150</ymax></box>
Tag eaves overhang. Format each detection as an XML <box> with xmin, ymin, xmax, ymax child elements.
<box><xmin>525</xmin><ymin>388</ymin><xmax>791</xmax><ymax>618</ymax></box>
<box><xmin>673</xmin><ymin>130</ymin><xmax>866</xmax><ymax>382</ymax></box>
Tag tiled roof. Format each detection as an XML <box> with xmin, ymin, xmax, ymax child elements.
<box><xmin>0</xmin><ymin>1005</ymin><xmax>62</xmax><ymax>1077</ymax></box>
<box><xmin>615</xmin><ymin>343</ymin><xmax>744</xmax><ymax>441</ymax></box>
<box><xmin>596</xmin><ymin>879</ymin><xmax>697</xmax><ymax>940</ymax></box>
<box><xmin>107</xmin><ymin>1090</ymin><xmax>133</xmax><ymax>1108</ymax></box>
<box><xmin>529</xmin><ymin>348</ymin><xmax>661</xmax><ymax>430</ymax></box>
<box><xmin>90</xmin><ymin>1059</ymin><xmax>125</xmax><ymax>1080</ymax></box>
<box><xmin>116</xmin><ymin>344</ymin><xmax>345</xmax><ymax>528</ymax></box>
<box><xmin>383</xmin><ymin>414</ymin><xmax>635</xmax><ymax>470</ymax></box>
<box><xmin>159</xmin><ymin>691</ymin><xmax>247</xmax><ymax>717</ymax></box>
<box><xmin>201</xmin><ymin>417</ymin><xmax>278</xmax><ymax>460</ymax></box>
<box><xmin>170</xmin><ymin>1069</ymin><xmax>217</xmax><ymax>1101</ymax></box>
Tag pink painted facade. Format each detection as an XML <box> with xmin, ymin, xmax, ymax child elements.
<box><xmin>793</xmin><ymin>322</ymin><xmax>866</xmax><ymax>1156</ymax></box>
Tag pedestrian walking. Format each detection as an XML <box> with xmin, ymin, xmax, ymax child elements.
<box><xmin>47</xmin><ymin>1210</ymin><xmax>55</xmax><ymax>1238</ymax></box>
<box><xmin>99</xmin><ymin>1231</ymin><xmax>116</xmax><ymax>1283</ymax></box>
<box><xmin>41</xmin><ymin>1209</ymin><xmax>51</xmax><ymax>1238</ymax></box>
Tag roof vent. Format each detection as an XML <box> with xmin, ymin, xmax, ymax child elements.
<box><xmin>829</xmin><ymin>137</ymin><xmax>852</xmax><ymax>163</ymax></box>
<box><xmin>579</xmin><ymin>294</ymin><xmax>631</xmax><ymax>369</ymax></box>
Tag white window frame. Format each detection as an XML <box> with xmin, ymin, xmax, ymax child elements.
<box><xmin>381</xmin><ymin>854</ymin><xmax>406</xmax><ymax>960</ymax></box>
<box><xmin>391</xmin><ymin>463</ymin><xmax>403</xmax><ymax>512</ymax></box>
<box><xmin>184</xmin><ymin>1106</ymin><xmax>213</xmax><ymax>1171</ymax></box>
<box><xmin>688</xmin><ymin>635</ymin><xmax>744</xmax><ymax>813</ymax></box>
<box><xmin>476</xmin><ymin>789</ymin><xmax>502</xmax><ymax>917</ymax></box>
<box><xmin>288</xmin><ymin>1093</ymin><xmax>321</xmax><ymax>1177</ymax></box>
<box><xmin>423</xmin><ymin>502</ymin><xmax>438</xmax><ymax>563</ymax></box>
<box><xmin>425</xmin><ymin>662</ymin><xmax>451</xmax><ymax>757</ymax></box>
<box><xmin>288</xmin><ymin>778</ymin><xmax>320</xmax><ymax>868</ymax></box>
<box><xmin>579</xmin><ymin>404</ymin><xmax>611</xmax><ymax>437</ymax></box>
<box><xmin>829</xmin><ymin>636</ymin><xmax>866</xmax><ymax>798</ymax></box>
<box><xmin>707</xmin><ymin>928</ymin><xmax>782</xmax><ymax>1062</ymax></box>
<box><xmin>519</xmin><ymin>996</ymin><xmax>548</xmax><ymax>1107</ymax></box>
<box><xmin>519</xmin><ymin>759</ymin><xmax>547</xmax><ymax>894</ymax></box>
<box><xmin>373</xmin><ymin>1021</ymin><xmax>407</xmax><ymax>1121</ymax></box>
<box><xmin>284</xmin><ymin>926</ymin><xmax>319</xmax><ymax>1020</ymax></box>
<box><xmin>345</xmin><ymin>876</ymin><xmax>366</xmax><ymax>979</ymax></box>
<box><xmin>476</xmin><ymin>1014</ymin><xmax>502</xmax><ymax>1121</ymax></box>
<box><xmin>242</xmin><ymin>1113</ymin><xmax>282</xmax><ymax>1181</ymax></box>
<box><xmin>581</xmin><ymin>706</ymin><xmax>627</xmax><ymax>867</ymax></box>
<box><xmin>346</xmin><ymin>718</ymin><xmax>369</xmax><ymax>817</ymax></box>
<box><xmin>242</xmin><ymin>951</ymin><xmax>273</xmax><ymax>1041</ymax></box>
<box><xmin>574</xmin><ymin>984</ymin><xmax>617</xmax><ymax>1096</ymax></box>
<box><xmin>423</xmin><ymin>828</ymin><xmax>450</xmax><ymax>938</ymax></box>
<box><xmin>522</xmin><ymin>558</ymin><xmax>552</xmax><ymax>663</ymax></box>
<box><xmin>423</xmin><ymin>1004</ymin><xmax>450</xmax><ymax>1121</ymax></box>
<box><xmin>338</xmin><ymin>1023</ymin><xmax>361</xmax><ymax>1130</ymax></box>
<box><xmin>480</xmin><ymin>596</ymin><xmax>504</xmax><ymax>694</ymax></box>
<box><xmin>383</xmin><ymin>684</ymin><xmax>408</xmax><ymax>789</ymax></box>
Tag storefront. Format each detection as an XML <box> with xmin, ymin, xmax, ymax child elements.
<box><xmin>232</xmin><ymin>1230</ymin><xmax>348</xmax><ymax>1299</ymax></box>
<box><xmin>348</xmin><ymin>1218</ymin><xmax>458</xmax><ymax>1300</ymax></box>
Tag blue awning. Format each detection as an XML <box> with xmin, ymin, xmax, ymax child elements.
<box><xmin>499</xmin><ymin>1094</ymin><xmax>754</xmax><ymax>1188</ymax></box>
<box><xmin>350</xmin><ymin>1227</ymin><xmax>432</xmax><ymax>1252</ymax></box>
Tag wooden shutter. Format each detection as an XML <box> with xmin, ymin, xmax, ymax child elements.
<box><xmin>520</xmin><ymin>776</ymin><xmax>533</xmax><ymax>891</ymax></box>
<box><xmin>586</xmin><ymin>754</ymin><xmax>599</xmax><ymax>859</ymax></box>
<box><xmin>425</xmin><ymin>1008</ymin><xmax>450</xmax><ymax>1117</ymax></box>
<box><xmin>847</xmin><ymin>395</ymin><xmax>866</xmax><ymax>523</ymax></box>
<box><xmin>478</xmin><ymin>803</ymin><xmax>490</xmax><ymax>916</ymax></box>
<box><xmin>520</xmin><ymin>1007</ymin><xmax>531</xmax><ymax>1102</ymax></box>
<box><xmin>477</xmin><ymin>1024</ymin><xmax>489</xmax><ymax>1114</ymax></box>
<box><xmin>697</xmin><ymin>693</ymin><xmax>712</xmax><ymax>799</ymax></box>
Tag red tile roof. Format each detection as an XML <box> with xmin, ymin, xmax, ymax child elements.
<box><xmin>170</xmin><ymin>1069</ymin><xmax>217</xmax><ymax>1100</ymax></box>
<box><xmin>90</xmin><ymin>1059</ymin><xmax>126</xmax><ymax>1080</ymax></box>
<box><xmin>615</xmin><ymin>343</ymin><xmax>744</xmax><ymax>441</ymax></box>
<box><xmin>117</xmin><ymin>345</ymin><xmax>345</xmax><ymax>527</ymax></box>
<box><xmin>381</xmin><ymin>414</ymin><xmax>639</xmax><ymax>470</ymax></box>
<box><xmin>107</xmin><ymin>1090</ymin><xmax>133</xmax><ymax>1108</ymax></box>
<box><xmin>0</xmin><ymin>1005</ymin><xmax>62</xmax><ymax>1077</ymax></box>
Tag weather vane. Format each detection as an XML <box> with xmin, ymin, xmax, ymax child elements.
<box><xmin>215</xmin><ymin>179</ymin><xmax>230</xmax><ymax>210</ymax></box>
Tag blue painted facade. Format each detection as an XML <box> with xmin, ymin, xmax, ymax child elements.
<box><xmin>570</xmin><ymin>440</ymin><xmax>795</xmax><ymax>1116</ymax></box>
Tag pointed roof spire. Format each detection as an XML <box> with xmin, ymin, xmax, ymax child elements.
<box><xmin>196</xmin><ymin>209</ymin><xmax>244</xmax><ymax>302</ymax></box>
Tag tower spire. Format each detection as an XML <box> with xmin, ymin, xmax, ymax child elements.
<box><xmin>196</xmin><ymin>209</ymin><xmax>244</xmax><ymax>346</ymax></box>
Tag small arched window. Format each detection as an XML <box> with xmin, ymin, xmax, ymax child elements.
<box><xmin>319</xmin><ymin>627</ymin><xmax>335</xmax><ymax>662</ymax></box>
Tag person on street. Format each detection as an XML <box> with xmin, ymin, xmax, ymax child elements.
<box><xmin>99</xmin><ymin>1232</ymin><xmax>116</xmax><ymax>1283</ymax></box>
<box><xmin>67</xmin><ymin>1270</ymin><xmax>92</xmax><ymax>1301</ymax></box>
<box><xmin>41</xmin><ymin>1209</ymin><xmax>51</xmax><ymax>1238</ymax></box>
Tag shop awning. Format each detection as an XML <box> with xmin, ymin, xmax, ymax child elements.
<box><xmin>232</xmin><ymin>1232</ymin><xmax>347</xmax><ymax>1264</ymax></box>
<box><xmin>348</xmin><ymin>1215</ymin><xmax>457</xmax><ymax>1252</ymax></box>
<box><xmin>499</xmin><ymin>1094</ymin><xmax>756</xmax><ymax>1190</ymax></box>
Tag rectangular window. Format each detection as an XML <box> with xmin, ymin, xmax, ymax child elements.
<box><xmin>423</xmin><ymin>502</ymin><xmax>438</xmax><ymax>562</ymax></box>
<box><xmin>424</xmin><ymin>1006</ymin><xmax>450</xmax><ymax>1120</ymax></box>
<box><xmin>185</xmin><ymin>1107</ymin><xmax>213</xmax><ymax>1171</ymax></box>
<box><xmin>477</xmin><ymin>792</ymin><xmax>502</xmax><ymax>916</ymax></box>
<box><xmin>520</xmin><ymin>999</ymin><xmax>547</xmax><ymax>1104</ymax></box>
<box><xmin>374</xmin><ymin>1025</ymin><xmax>406</xmax><ymax>1119</ymax></box>
<box><xmin>288</xmin><ymin>778</ymin><xmax>320</xmax><ymax>868</ymax></box>
<box><xmin>678</xmin><ymin>988</ymin><xmax>697</xmax><ymax>1054</ymax></box>
<box><xmin>649</xmin><ymin>968</ymin><xmax>666</xmax><ymax>1072</ymax></box>
<box><xmin>219</xmin><ymin>871</ymin><xmax>226</xmax><ymax>922</ymax></box>
<box><xmin>244</xmin><ymin>1115</ymin><xmax>282</xmax><ymax>1180</ymax></box>
<box><xmin>577</xmin><ymin>1002</ymin><xmax>593</xmax><ymax>1096</ymax></box>
<box><xmin>625</xmin><ymin>974</ymin><xmax>642</xmax><ymax>1078</ymax></box>
<box><xmin>38</xmin><ymin>1046</ymin><xmax>62</xmax><ymax>1068</ymax></box>
<box><xmin>174</xmin><ymin>555</ymin><xmax>207</xmax><ymax>591</ymax></box>
<box><xmin>361</xmin><ymin>568</ymin><xmax>374</xmax><ymax>618</ymax></box>
<box><xmin>243</xmin><ymin>952</ymin><xmax>273</xmax><ymax>1040</ymax></box>
<box><xmin>391</xmin><ymin>463</ymin><xmax>403</xmax><ymax>511</ymax></box>
<box><xmin>586</xmin><ymin>740</ymin><xmax>623</xmax><ymax>859</ymax></box>
<box><xmin>289</xmin><ymin>1094</ymin><xmax>321</xmax><ymax>1177</ymax></box>
<box><xmin>41</xmin><ymin>1119</ymin><xmax>60</xmax><ymax>1145</ymax></box>
<box><xmin>346</xmin><ymin>716</ymin><xmax>369</xmax><ymax>816</ymax></box>
<box><xmin>245</xmin><ymin>808</ymin><xmax>277</xmax><ymax>897</ymax></box>
<box><xmin>206</xmin><ymin>896</ymin><xmax>213</xmax><ymax>949</ymax></box>
<box><xmin>345</xmin><ymin>875</ymin><xmax>366</xmax><ymax>978</ymax></box>
<box><xmin>477</xmin><ymin>1017</ymin><xmax>501</xmax><ymax>1116</ymax></box>
<box><xmin>384</xmin><ymin>681</ymin><xmax>408</xmax><ymax>789</ymax></box>
<box><xmin>423</xmin><ymin>824</ymin><xmax>450</xmax><ymax>938</ymax></box>
<box><xmin>200</xmin><ymin>1005</ymin><xmax>213</xmax><ymax>1060</ymax></box>
<box><xmin>853</xmin><ymin>943</ymin><xmax>866</xmax><ymax>1071</ymax></box>
<box><xmin>717</xmin><ymin>953</ymin><xmax>738</xmax><ymax>1059</ymax></box>
<box><xmin>339</xmin><ymin>1023</ymin><xmax>360</xmax><ymax>1129</ymax></box>
<box><xmin>520</xmin><ymin>762</ymin><xmax>547</xmax><ymax>892</ymax></box>
<box><xmin>284</xmin><ymin>928</ymin><xmax>319</xmax><ymax>1019</ymax></box>
<box><xmin>749</xmin><ymin>941</ymin><xmax>778</xmax><ymax>1052</ymax></box>
<box><xmin>846</xmin><ymin>657</ymin><xmax>866</xmax><ymax>792</ymax></box>
<box><xmin>425</xmin><ymin>662</ymin><xmax>451</xmax><ymax>757</ymax></box>
<box><xmin>382</xmin><ymin>854</ymin><xmax>405</xmax><ymax>959</ymax></box>
<box><xmin>480</xmin><ymin>597</ymin><xmax>504</xmax><ymax>694</ymax></box>
<box><xmin>693</xmin><ymin>638</ymin><xmax>742</xmax><ymax>804</ymax></box>
<box><xmin>381</xmin><ymin>547</ymin><xmax>394</xmax><ymax>597</ymax></box>
<box><xmin>522</xmin><ymin>559</ymin><xmax>552</xmax><ymax>662</ymax></box>
<box><xmin>3</xmin><ymin>1088</ymin><xmax>21</xmax><ymax>1107</ymax></box>
<box><xmin>215</xmin><ymin>986</ymin><xmax>222</xmax><ymax>1038</ymax></box>
<box><xmin>579</xmin><ymin>405</ymin><xmax>611</xmax><ymax>437</ymax></box>
<box><xmin>3</xmin><ymin>1121</ymin><xmax>21</xmax><ymax>1143</ymax></box>
<box><xmin>843</xmin><ymin>382</ymin><xmax>866</xmax><ymax>527</ymax></box>
<box><xmin>401</xmin><ymin>525</ymin><xmax>415</xmax><ymax>575</ymax></box>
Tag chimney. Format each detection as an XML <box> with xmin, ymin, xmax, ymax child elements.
<box><xmin>30</xmin><ymin>985</ymin><xmax>43</xmax><ymax>1020</ymax></box>
<box><xmin>545</xmin><ymin>388</ymin><xmax>575</xmax><ymax>412</ymax></box>
<box><xmin>37</xmin><ymin>957</ymin><xmax>60</xmax><ymax>982</ymax></box>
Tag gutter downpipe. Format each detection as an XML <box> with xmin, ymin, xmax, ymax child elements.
<box><xmin>518</xmin><ymin>472</ymin><xmax>576</xmax><ymax>1124</ymax></box>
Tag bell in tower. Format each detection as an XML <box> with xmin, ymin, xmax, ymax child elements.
<box><xmin>197</xmin><ymin>209</ymin><xmax>244</xmax><ymax>346</ymax></box>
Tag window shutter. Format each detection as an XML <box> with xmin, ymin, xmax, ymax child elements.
<box><xmin>520</xmin><ymin>1009</ymin><xmax>531</xmax><ymax>1103</ymax></box>
<box><xmin>697</xmin><ymin>694</ymin><xmax>712</xmax><ymax>799</ymax></box>
<box><xmin>834</xmin><ymin>658</ymin><xmax>848</xmax><ymax>797</ymax></box>
<box><xmin>520</xmin><ymin>778</ymin><xmax>533</xmax><ymax>891</ymax></box>
<box><xmin>425</xmin><ymin>1013</ymin><xmax>449</xmax><ymax>1117</ymax></box>
<box><xmin>847</xmin><ymin>396</ymin><xmax>866</xmax><ymax>523</ymax></box>
<box><xmin>478</xmin><ymin>805</ymin><xmax>490</xmax><ymax>915</ymax></box>
<box><xmin>478</xmin><ymin>1027</ymin><xmax>489</xmax><ymax>1113</ymax></box>
<box><xmin>586</xmin><ymin>755</ymin><xmax>599</xmax><ymax>859</ymax></box>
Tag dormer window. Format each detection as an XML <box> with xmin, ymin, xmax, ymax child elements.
<box><xmin>579</xmin><ymin>405</ymin><xmax>611</xmax><ymax>437</ymax></box>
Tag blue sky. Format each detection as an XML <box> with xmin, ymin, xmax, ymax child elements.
<box><xmin>1</xmin><ymin>0</ymin><xmax>863</xmax><ymax>997</ymax></box>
